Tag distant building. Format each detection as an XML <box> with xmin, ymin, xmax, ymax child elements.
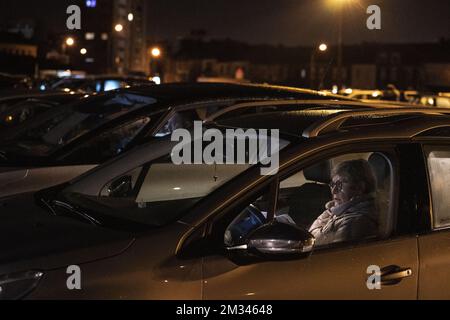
<box><xmin>164</xmin><ymin>38</ymin><xmax>450</xmax><ymax>91</ymax></box>
<box><xmin>0</xmin><ymin>39</ymin><xmax>37</xmax><ymax>58</ymax></box>
<box><xmin>67</xmin><ymin>0</ymin><xmax>148</xmax><ymax>75</ymax></box>
<box><xmin>0</xmin><ymin>32</ymin><xmax>37</xmax><ymax>75</ymax></box>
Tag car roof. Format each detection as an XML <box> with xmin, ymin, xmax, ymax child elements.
<box><xmin>0</xmin><ymin>91</ymin><xmax>84</xmax><ymax>102</ymax></box>
<box><xmin>216</xmin><ymin>109</ymin><xmax>344</xmax><ymax>137</ymax></box>
<box><xmin>125</xmin><ymin>82</ymin><xmax>354</xmax><ymax>103</ymax></box>
<box><xmin>216</xmin><ymin>107</ymin><xmax>450</xmax><ymax>138</ymax></box>
<box><xmin>177</xmin><ymin>110</ymin><xmax>450</xmax><ymax>229</ymax></box>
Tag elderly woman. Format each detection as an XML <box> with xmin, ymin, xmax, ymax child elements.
<box><xmin>309</xmin><ymin>159</ymin><xmax>379</xmax><ymax>246</ymax></box>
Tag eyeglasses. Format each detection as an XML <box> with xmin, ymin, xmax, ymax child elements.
<box><xmin>329</xmin><ymin>180</ymin><xmax>347</xmax><ymax>192</ymax></box>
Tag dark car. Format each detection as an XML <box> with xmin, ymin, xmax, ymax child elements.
<box><xmin>39</xmin><ymin>75</ymin><xmax>155</xmax><ymax>93</ymax></box>
<box><xmin>0</xmin><ymin>82</ymin><xmax>356</xmax><ymax>197</ymax></box>
<box><xmin>0</xmin><ymin>107</ymin><xmax>449</xmax><ymax>299</ymax></box>
<box><xmin>0</xmin><ymin>73</ymin><xmax>32</xmax><ymax>91</ymax></box>
<box><xmin>0</xmin><ymin>92</ymin><xmax>84</xmax><ymax>129</ymax></box>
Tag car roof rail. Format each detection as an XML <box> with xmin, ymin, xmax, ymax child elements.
<box><xmin>205</xmin><ymin>99</ymin><xmax>403</xmax><ymax>122</ymax></box>
<box><xmin>302</xmin><ymin>108</ymin><xmax>450</xmax><ymax>138</ymax></box>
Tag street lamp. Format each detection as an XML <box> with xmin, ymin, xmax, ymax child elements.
<box><xmin>62</xmin><ymin>37</ymin><xmax>75</xmax><ymax>60</ymax></box>
<box><xmin>65</xmin><ymin>37</ymin><xmax>75</xmax><ymax>46</ymax></box>
<box><xmin>80</xmin><ymin>48</ymin><xmax>87</xmax><ymax>55</ymax></box>
<box><xmin>150</xmin><ymin>47</ymin><xmax>163</xmax><ymax>82</ymax></box>
<box><xmin>333</xmin><ymin>0</ymin><xmax>353</xmax><ymax>89</ymax></box>
<box><xmin>114</xmin><ymin>24</ymin><xmax>124</xmax><ymax>32</ymax></box>
<box><xmin>151</xmin><ymin>47</ymin><xmax>161</xmax><ymax>58</ymax></box>
<box><xmin>337</xmin><ymin>3</ymin><xmax>343</xmax><ymax>89</ymax></box>
<box><xmin>128</xmin><ymin>13</ymin><xmax>134</xmax><ymax>22</ymax></box>
<box><xmin>310</xmin><ymin>43</ymin><xmax>328</xmax><ymax>90</ymax></box>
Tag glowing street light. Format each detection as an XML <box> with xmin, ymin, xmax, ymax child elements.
<box><xmin>310</xmin><ymin>43</ymin><xmax>328</xmax><ymax>90</ymax></box>
<box><xmin>65</xmin><ymin>37</ymin><xmax>75</xmax><ymax>46</ymax></box>
<box><xmin>114</xmin><ymin>24</ymin><xmax>124</xmax><ymax>32</ymax></box>
<box><xmin>128</xmin><ymin>13</ymin><xmax>134</xmax><ymax>22</ymax></box>
<box><xmin>151</xmin><ymin>47</ymin><xmax>161</xmax><ymax>58</ymax></box>
<box><xmin>80</xmin><ymin>48</ymin><xmax>87</xmax><ymax>55</ymax></box>
<box><xmin>319</xmin><ymin>43</ymin><xmax>328</xmax><ymax>52</ymax></box>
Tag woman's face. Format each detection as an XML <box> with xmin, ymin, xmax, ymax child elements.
<box><xmin>330</xmin><ymin>173</ymin><xmax>361</xmax><ymax>206</ymax></box>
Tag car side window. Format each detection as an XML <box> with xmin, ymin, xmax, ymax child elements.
<box><xmin>224</xmin><ymin>195</ymin><xmax>270</xmax><ymax>247</ymax></box>
<box><xmin>223</xmin><ymin>188</ymin><xmax>289</xmax><ymax>248</ymax></box>
<box><xmin>61</xmin><ymin>116</ymin><xmax>150</xmax><ymax>163</ymax></box>
<box><xmin>277</xmin><ymin>152</ymin><xmax>393</xmax><ymax>247</ymax></box>
<box><xmin>155</xmin><ymin>108</ymin><xmax>207</xmax><ymax>137</ymax></box>
<box><xmin>222</xmin><ymin>151</ymin><xmax>396</xmax><ymax>251</ymax></box>
<box><xmin>276</xmin><ymin>152</ymin><xmax>395</xmax><ymax>249</ymax></box>
<box><xmin>424</xmin><ymin>147</ymin><xmax>450</xmax><ymax>229</ymax></box>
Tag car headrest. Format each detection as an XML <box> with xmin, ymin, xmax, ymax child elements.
<box><xmin>368</xmin><ymin>153</ymin><xmax>389</xmax><ymax>189</ymax></box>
<box><xmin>304</xmin><ymin>160</ymin><xmax>331</xmax><ymax>184</ymax></box>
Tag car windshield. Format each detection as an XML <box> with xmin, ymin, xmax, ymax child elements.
<box><xmin>50</xmin><ymin>78</ymin><xmax>86</xmax><ymax>91</ymax></box>
<box><xmin>59</xmin><ymin>129</ymin><xmax>291</xmax><ymax>228</ymax></box>
<box><xmin>0</xmin><ymin>93</ymin><xmax>156</xmax><ymax>158</ymax></box>
<box><xmin>0</xmin><ymin>98</ymin><xmax>59</xmax><ymax>130</ymax></box>
<box><xmin>0</xmin><ymin>98</ymin><xmax>26</xmax><ymax>113</ymax></box>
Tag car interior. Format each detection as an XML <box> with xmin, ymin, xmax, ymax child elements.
<box><xmin>225</xmin><ymin>152</ymin><xmax>395</xmax><ymax>249</ymax></box>
<box><xmin>280</xmin><ymin>152</ymin><xmax>395</xmax><ymax>242</ymax></box>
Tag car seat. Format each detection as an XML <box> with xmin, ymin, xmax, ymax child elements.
<box><xmin>284</xmin><ymin>160</ymin><xmax>332</xmax><ymax>227</ymax></box>
<box><xmin>368</xmin><ymin>153</ymin><xmax>393</xmax><ymax>239</ymax></box>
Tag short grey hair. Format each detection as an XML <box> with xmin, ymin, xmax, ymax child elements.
<box><xmin>332</xmin><ymin>159</ymin><xmax>377</xmax><ymax>194</ymax></box>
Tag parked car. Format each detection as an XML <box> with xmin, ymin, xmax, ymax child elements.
<box><xmin>0</xmin><ymin>73</ymin><xmax>32</xmax><ymax>91</ymax></box>
<box><xmin>340</xmin><ymin>89</ymin><xmax>384</xmax><ymax>100</ymax></box>
<box><xmin>0</xmin><ymin>92</ymin><xmax>84</xmax><ymax>129</ymax></box>
<box><xmin>0</xmin><ymin>107</ymin><xmax>449</xmax><ymax>299</ymax></box>
<box><xmin>38</xmin><ymin>75</ymin><xmax>155</xmax><ymax>93</ymax></box>
<box><xmin>419</xmin><ymin>94</ymin><xmax>450</xmax><ymax>108</ymax></box>
<box><xmin>0</xmin><ymin>82</ymin><xmax>356</xmax><ymax>197</ymax></box>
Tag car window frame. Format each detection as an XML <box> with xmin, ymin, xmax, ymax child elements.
<box><xmin>421</xmin><ymin>143</ymin><xmax>450</xmax><ymax>232</ymax></box>
<box><xmin>193</xmin><ymin>141</ymin><xmax>405</xmax><ymax>258</ymax></box>
<box><xmin>53</xmin><ymin>108</ymin><xmax>165</xmax><ymax>165</ymax></box>
<box><xmin>57</xmin><ymin>115</ymin><xmax>153</xmax><ymax>164</ymax></box>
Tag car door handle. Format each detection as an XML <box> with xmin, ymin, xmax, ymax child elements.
<box><xmin>380</xmin><ymin>266</ymin><xmax>413</xmax><ymax>285</ymax></box>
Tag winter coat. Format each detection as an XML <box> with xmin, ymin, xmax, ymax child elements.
<box><xmin>308</xmin><ymin>194</ymin><xmax>378</xmax><ymax>246</ymax></box>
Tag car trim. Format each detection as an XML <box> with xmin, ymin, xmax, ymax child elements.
<box><xmin>303</xmin><ymin>108</ymin><xmax>450</xmax><ymax>138</ymax></box>
<box><xmin>204</xmin><ymin>99</ymin><xmax>401</xmax><ymax>122</ymax></box>
<box><xmin>175</xmin><ymin>137</ymin><xmax>406</xmax><ymax>255</ymax></box>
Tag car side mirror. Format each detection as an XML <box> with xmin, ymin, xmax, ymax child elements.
<box><xmin>107</xmin><ymin>175</ymin><xmax>132</xmax><ymax>198</ymax></box>
<box><xmin>227</xmin><ymin>222</ymin><xmax>315</xmax><ymax>260</ymax></box>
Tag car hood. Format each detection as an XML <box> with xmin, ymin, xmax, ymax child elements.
<box><xmin>0</xmin><ymin>193</ymin><xmax>135</xmax><ymax>273</ymax></box>
<box><xmin>0</xmin><ymin>167</ymin><xmax>28</xmax><ymax>182</ymax></box>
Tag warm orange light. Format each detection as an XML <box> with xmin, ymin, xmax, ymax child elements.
<box><xmin>319</xmin><ymin>43</ymin><xmax>328</xmax><ymax>52</ymax></box>
<box><xmin>326</xmin><ymin>0</ymin><xmax>353</xmax><ymax>8</ymax></box>
<box><xmin>151</xmin><ymin>47</ymin><xmax>161</xmax><ymax>58</ymax></box>
<box><xmin>65</xmin><ymin>37</ymin><xmax>75</xmax><ymax>46</ymax></box>
<box><xmin>115</xmin><ymin>24</ymin><xmax>124</xmax><ymax>32</ymax></box>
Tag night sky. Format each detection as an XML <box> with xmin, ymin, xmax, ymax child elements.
<box><xmin>0</xmin><ymin>0</ymin><xmax>449</xmax><ymax>46</ymax></box>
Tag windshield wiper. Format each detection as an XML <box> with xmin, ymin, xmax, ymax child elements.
<box><xmin>52</xmin><ymin>200</ymin><xmax>102</xmax><ymax>226</ymax></box>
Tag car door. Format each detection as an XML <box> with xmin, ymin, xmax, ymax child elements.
<box><xmin>201</xmin><ymin>145</ymin><xmax>419</xmax><ymax>299</ymax></box>
<box><xmin>418</xmin><ymin>143</ymin><xmax>450</xmax><ymax>299</ymax></box>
